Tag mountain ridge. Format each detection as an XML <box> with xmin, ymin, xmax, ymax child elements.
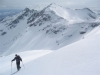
<box><xmin>0</xmin><ymin>3</ymin><xmax>100</xmax><ymax>55</ymax></box>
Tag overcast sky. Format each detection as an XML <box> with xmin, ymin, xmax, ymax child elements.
<box><xmin>0</xmin><ymin>0</ymin><xmax>99</xmax><ymax>10</ymax></box>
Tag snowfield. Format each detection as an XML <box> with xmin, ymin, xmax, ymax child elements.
<box><xmin>0</xmin><ymin>26</ymin><xmax>100</xmax><ymax>75</ymax></box>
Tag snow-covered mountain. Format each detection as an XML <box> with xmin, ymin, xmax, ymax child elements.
<box><xmin>0</xmin><ymin>3</ymin><xmax>100</xmax><ymax>55</ymax></box>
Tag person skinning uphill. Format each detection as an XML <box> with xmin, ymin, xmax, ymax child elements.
<box><xmin>11</xmin><ymin>54</ymin><xmax>22</xmax><ymax>71</ymax></box>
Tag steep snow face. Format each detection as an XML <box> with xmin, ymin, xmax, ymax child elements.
<box><xmin>0</xmin><ymin>4</ymin><xmax>99</xmax><ymax>55</ymax></box>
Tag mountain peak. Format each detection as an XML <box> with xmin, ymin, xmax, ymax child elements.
<box><xmin>24</xmin><ymin>7</ymin><xmax>30</xmax><ymax>12</ymax></box>
<box><xmin>83</xmin><ymin>8</ymin><xmax>95</xmax><ymax>13</ymax></box>
<box><xmin>44</xmin><ymin>3</ymin><xmax>60</xmax><ymax>10</ymax></box>
<box><xmin>49</xmin><ymin>3</ymin><xmax>56</xmax><ymax>6</ymax></box>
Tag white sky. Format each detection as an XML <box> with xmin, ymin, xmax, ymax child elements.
<box><xmin>0</xmin><ymin>0</ymin><xmax>99</xmax><ymax>10</ymax></box>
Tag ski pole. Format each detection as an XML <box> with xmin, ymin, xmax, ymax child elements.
<box><xmin>11</xmin><ymin>62</ymin><xmax>12</xmax><ymax>73</ymax></box>
<box><xmin>22</xmin><ymin>61</ymin><xmax>25</xmax><ymax>69</ymax></box>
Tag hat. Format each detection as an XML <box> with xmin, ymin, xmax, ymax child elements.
<box><xmin>15</xmin><ymin>54</ymin><xmax>17</xmax><ymax>56</ymax></box>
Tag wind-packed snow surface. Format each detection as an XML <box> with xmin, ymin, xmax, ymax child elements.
<box><xmin>0</xmin><ymin>26</ymin><xmax>100</xmax><ymax>75</ymax></box>
<box><xmin>0</xmin><ymin>3</ymin><xmax>100</xmax><ymax>55</ymax></box>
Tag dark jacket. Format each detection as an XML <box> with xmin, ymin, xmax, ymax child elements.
<box><xmin>12</xmin><ymin>55</ymin><xmax>22</xmax><ymax>62</ymax></box>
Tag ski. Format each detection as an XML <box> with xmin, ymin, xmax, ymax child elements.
<box><xmin>11</xmin><ymin>71</ymin><xmax>18</xmax><ymax>75</ymax></box>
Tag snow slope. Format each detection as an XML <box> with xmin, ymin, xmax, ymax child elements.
<box><xmin>0</xmin><ymin>26</ymin><xmax>100</xmax><ymax>75</ymax></box>
<box><xmin>0</xmin><ymin>50</ymin><xmax>53</xmax><ymax>75</ymax></box>
<box><xmin>15</xmin><ymin>27</ymin><xmax>100</xmax><ymax>75</ymax></box>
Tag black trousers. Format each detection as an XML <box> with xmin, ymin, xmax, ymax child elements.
<box><xmin>16</xmin><ymin>62</ymin><xmax>21</xmax><ymax>70</ymax></box>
